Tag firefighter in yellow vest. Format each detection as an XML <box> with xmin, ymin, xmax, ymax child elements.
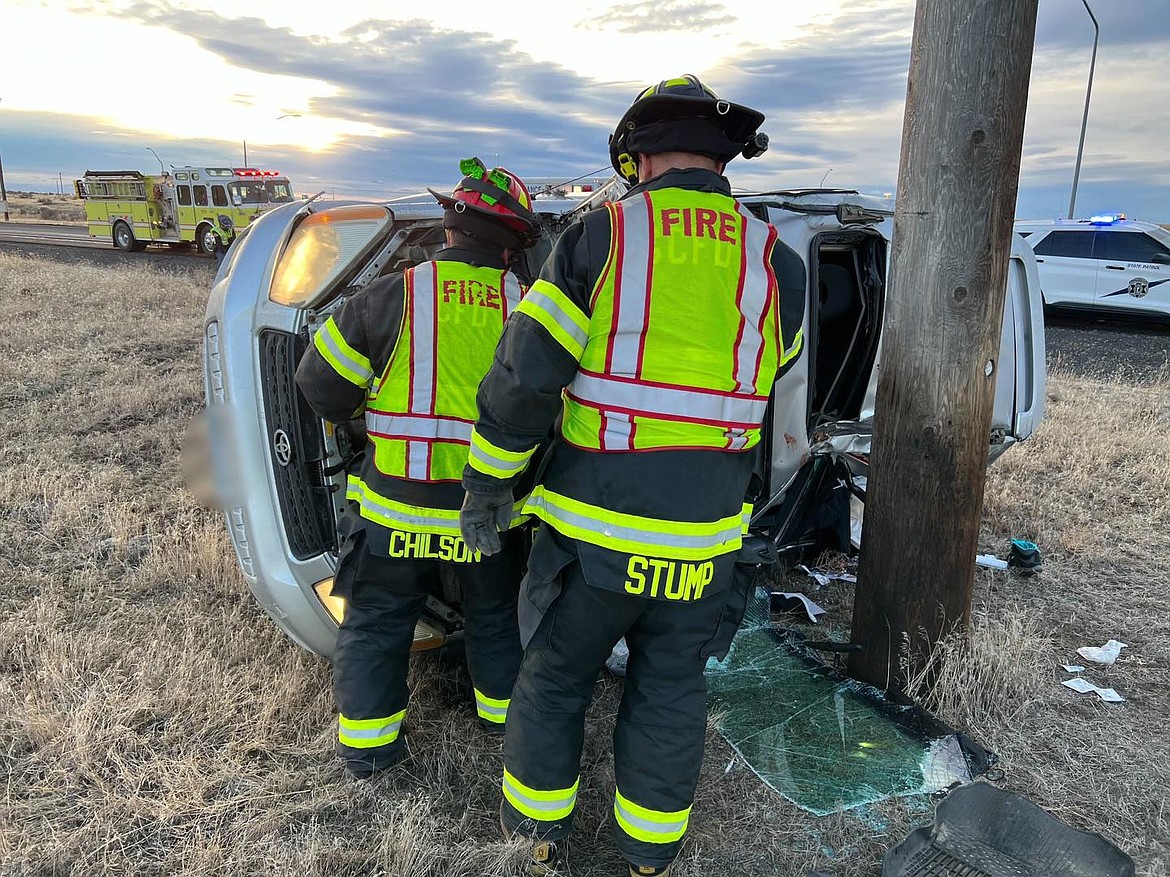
<box><xmin>296</xmin><ymin>159</ymin><xmax>541</xmax><ymax>778</ymax></box>
<box><xmin>460</xmin><ymin>77</ymin><xmax>805</xmax><ymax>874</ymax></box>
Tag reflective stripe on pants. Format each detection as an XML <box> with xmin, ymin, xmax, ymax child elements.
<box><xmin>502</xmin><ymin>768</ymin><xmax>579</xmax><ymax>822</ymax></box>
<box><xmin>475</xmin><ymin>688</ymin><xmax>510</xmax><ymax>724</ymax></box>
<box><xmin>613</xmin><ymin>788</ymin><xmax>691</xmax><ymax>844</ymax></box>
<box><xmin>338</xmin><ymin>709</ymin><xmax>406</xmax><ymax>749</ymax></box>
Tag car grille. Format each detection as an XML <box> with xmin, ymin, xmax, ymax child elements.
<box><xmin>258</xmin><ymin>329</ymin><xmax>335</xmax><ymax>560</ymax></box>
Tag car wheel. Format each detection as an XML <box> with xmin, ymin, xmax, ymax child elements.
<box><xmin>112</xmin><ymin>221</ymin><xmax>134</xmax><ymax>252</ymax></box>
<box><xmin>196</xmin><ymin>224</ymin><xmax>219</xmax><ymax>255</ymax></box>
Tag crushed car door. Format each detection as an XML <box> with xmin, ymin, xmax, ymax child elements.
<box><xmin>816</xmin><ymin>230</ymin><xmax>1045</xmax><ymax>465</ymax></box>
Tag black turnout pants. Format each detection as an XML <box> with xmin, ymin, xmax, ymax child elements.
<box><xmin>501</xmin><ymin>529</ymin><xmax>736</xmax><ymax>869</ymax></box>
<box><xmin>331</xmin><ymin>526</ymin><xmax>524</xmax><ymax>768</ymax></box>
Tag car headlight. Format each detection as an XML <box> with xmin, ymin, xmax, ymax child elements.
<box><xmin>269</xmin><ymin>204</ymin><xmax>393</xmax><ymax>308</ymax></box>
<box><xmin>312</xmin><ymin>576</ymin><xmax>447</xmax><ymax>650</ymax></box>
<box><xmin>313</xmin><ymin>578</ymin><xmax>346</xmax><ymax>624</ymax></box>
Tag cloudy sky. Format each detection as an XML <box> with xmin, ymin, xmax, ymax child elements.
<box><xmin>4</xmin><ymin>0</ymin><xmax>1168</xmax><ymax>220</ymax></box>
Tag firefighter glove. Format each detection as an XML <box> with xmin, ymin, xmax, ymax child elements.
<box><xmin>459</xmin><ymin>488</ymin><xmax>513</xmax><ymax>557</ymax></box>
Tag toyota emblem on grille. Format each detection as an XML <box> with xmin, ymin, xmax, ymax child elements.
<box><xmin>272</xmin><ymin>429</ymin><xmax>293</xmax><ymax>467</ymax></box>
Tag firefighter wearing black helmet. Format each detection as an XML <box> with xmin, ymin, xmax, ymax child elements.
<box><xmin>296</xmin><ymin>159</ymin><xmax>542</xmax><ymax>778</ymax></box>
<box><xmin>460</xmin><ymin>76</ymin><xmax>805</xmax><ymax>874</ymax></box>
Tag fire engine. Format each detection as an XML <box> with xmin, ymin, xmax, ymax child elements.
<box><xmin>75</xmin><ymin>166</ymin><xmax>295</xmax><ymax>254</ymax></box>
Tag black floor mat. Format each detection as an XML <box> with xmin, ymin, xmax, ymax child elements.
<box><xmin>883</xmin><ymin>781</ymin><xmax>1135</xmax><ymax>877</ymax></box>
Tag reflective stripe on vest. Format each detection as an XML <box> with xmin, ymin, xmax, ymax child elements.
<box><xmin>365</xmin><ymin>410</ymin><xmax>474</xmax><ymax>443</ymax></box>
<box><xmin>562</xmin><ymin>190</ymin><xmax>785</xmax><ymax>453</ymax></box>
<box><xmin>567</xmin><ymin>369</ymin><xmax>769</xmax><ymax>428</ymax></box>
<box><xmin>367</xmin><ymin>260</ymin><xmax>523</xmax><ymax>485</ymax></box>
<box><xmin>347</xmin><ymin>475</ymin><xmax>528</xmax><ymax>535</ymax></box>
<box><xmin>522</xmin><ymin>485</ymin><xmax>750</xmax><ymax>561</ymax></box>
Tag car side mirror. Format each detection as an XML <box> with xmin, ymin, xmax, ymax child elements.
<box><xmin>1151</xmin><ymin>252</ymin><xmax>1170</xmax><ymax>265</ymax></box>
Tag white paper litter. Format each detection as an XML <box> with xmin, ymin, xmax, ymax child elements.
<box><xmin>1061</xmin><ymin>676</ymin><xmax>1126</xmax><ymax>703</ymax></box>
<box><xmin>1077</xmin><ymin>640</ymin><xmax>1128</xmax><ymax>665</ymax></box>
<box><xmin>797</xmin><ymin>565</ymin><xmax>857</xmax><ymax>588</ymax></box>
<box><xmin>1062</xmin><ymin>664</ymin><xmax>1085</xmax><ymax>673</ymax></box>
<box><xmin>772</xmin><ymin>592</ymin><xmax>827</xmax><ymax>623</ymax></box>
<box><xmin>975</xmin><ymin>554</ymin><xmax>1009</xmax><ymax>570</ymax></box>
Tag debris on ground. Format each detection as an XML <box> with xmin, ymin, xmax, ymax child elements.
<box><xmin>975</xmin><ymin>554</ymin><xmax>1009</xmax><ymax>570</ymax></box>
<box><xmin>1077</xmin><ymin>640</ymin><xmax>1128</xmax><ymax>665</ymax></box>
<box><xmin>1061</xmin><ymin>676</ymin><xmax>1127</xmax><ymax>703</ymax></box>
<box><xmin>798</xmin><ymin>564</ymin><xmax>857</xmax><ymax>588</ymax></box>
<box><xmin>1062</xmin><ymin>664</ymin><xmax>1085</xmax><ymax>673</ymax></box>
<box><xmin>770</xmin><ymin>592</ymin><xmax>827</xmax><ymax>623</ymax></box>
<box><xmin>882</xmin><ymin>781</ymin><xmax>1136</xmax><ymax>876</ymax></box>
<box><xmin>1008</xmin><ymin>538</ymin><xmax>1043</xmax><ymax>575</ymax></box>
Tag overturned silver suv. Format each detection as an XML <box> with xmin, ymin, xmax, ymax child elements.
<box><xmin>203</xmin><ymin>181</ymin><xmax>1046</xmax><ymax>657</ymax></box>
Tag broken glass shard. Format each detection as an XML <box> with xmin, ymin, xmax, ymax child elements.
<box><xmin>706</xmin><ymin>589</ymin><xmax>992</xmax><ymax>816</ymax></box>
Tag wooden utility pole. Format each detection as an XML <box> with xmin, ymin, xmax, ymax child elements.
<box><xmin>849</xmin><ymin>0</ymin><xmax>1039</xmax><ymax>691</ymax></box>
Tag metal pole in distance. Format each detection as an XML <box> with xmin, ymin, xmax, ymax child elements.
<box><xmin>0</xmin><ymin>151</ymin><xmax>9</xmax><ymax>221</ymax></box>
<box><xmin>1067</xmin><ymin>0</ymin><xmax>1099</xmax><ymax>219</ymax></box>
<box><xmin>848</xmin><ymin>0</ymin><xmax>1040</xmax><ymax>693</ymax></box>
<box><xmin>0</xmin><ymin>97</ymin><xmax>8</xmax><ymax>221</ymax></box>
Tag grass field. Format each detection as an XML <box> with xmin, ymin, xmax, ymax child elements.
<box><xmin>2</xmin><ymin>192</ymin><xmax>85</xmax><ymax>224</ymax></box>
<box><xmin>1</xmin><ymin>250</ymin><xmax>1166</xmax><ymax>876</ymax></box>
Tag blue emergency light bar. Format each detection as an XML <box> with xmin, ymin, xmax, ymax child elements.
<box><xmin>1088</xmin><ymin>213</ymin><xmax>1126</xmax><ymax>225</ymax></box>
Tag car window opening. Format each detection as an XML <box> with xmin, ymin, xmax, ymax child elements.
<box><xmin>809</xmin><ymin>232</ymin><xmax>886</xmax><ymax>426</ymax></box>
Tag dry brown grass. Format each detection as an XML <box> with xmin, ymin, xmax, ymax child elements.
<box><xmin>2</xmin><ymin>192</ymin><xmax>85</xmax><ymax>224</ymax></box>
<box><xmin>1</xmin><ymin>250</ymin><xmax>1167</xmax><ymax>876</ymax></box>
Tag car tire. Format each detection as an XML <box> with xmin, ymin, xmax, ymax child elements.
<box><xmin>196</xmin><ymin>223</ymin><xmax>219</xmax><ymax>256</ymax></box>
<box><xmin>112</xmin><ymin>221</ymin><xmax>134</xmax><ymax>252</ymax></box>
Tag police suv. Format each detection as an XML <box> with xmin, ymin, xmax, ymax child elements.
<box><xmin>203</xmin><ymin>184</ymin><xmax>1046</xmax><ymax>657</ymax></box>
<box><xmin>1015</xmin><ymin>214</ymin><xmax>1170</xmax><ymax>320</ymax></box>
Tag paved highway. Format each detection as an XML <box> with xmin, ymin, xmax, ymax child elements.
<box><xmin>0</xmin><ymin>221</ymin><xmax>110</xmax><ymax>248</ymax></box>
<box><xmin>0</xmin><ymin>221</ymin><xmax>211</xmax><ymax>274</ymax></box>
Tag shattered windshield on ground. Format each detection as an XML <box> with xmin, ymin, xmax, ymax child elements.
<box><xmin>705</xmin><ymin>589</ymin><xmax>991</xmax><ymax>816</ymax></box>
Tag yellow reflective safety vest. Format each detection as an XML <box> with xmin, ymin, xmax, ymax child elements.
<box><xmin>514</xmin><ymin>187</ymin><xmax>803</xmax><ymax>563</ymax></box>
<box><xmin>561</xmin><ymin>188</ymin><xmax>798</xmax><ymax>454</ymax></box>
<box><xmin>347</xmin><ymin>259</ymin><xmax>524</xmax><ymax>534</ymax></box>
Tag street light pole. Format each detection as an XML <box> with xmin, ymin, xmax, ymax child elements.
<box><xmin>146</xmin><ymin>146</ymin><xmax>165</xmax><ymax>175</ymax></box>
<box><xmin>1067</xmin><ymin>0</ymin><xmax>1098</xmax><ymax>219</ymax></box>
